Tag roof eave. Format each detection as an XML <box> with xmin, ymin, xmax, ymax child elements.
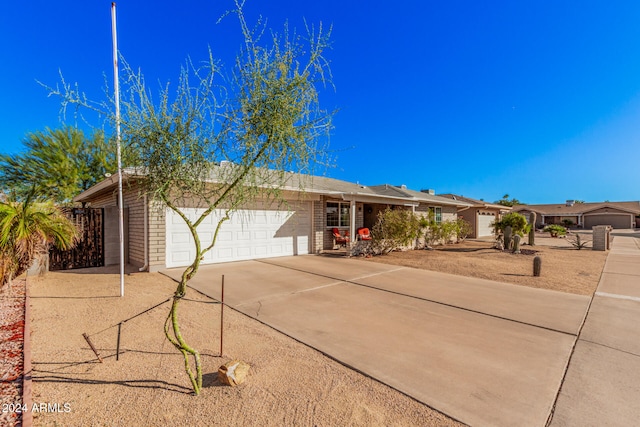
<box><xmin>73</xmin><ymin>174</ymin><xmax>121</xmax><ymax>202</ymax></box>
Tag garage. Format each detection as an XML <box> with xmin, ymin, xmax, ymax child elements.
<box><xmin>477</xmin><ymin>212</ymin><xmax>496</xmax><ymax>237</ymax></box>
<box><xmin>583</xmin><ymin>214</ymin><xmax>632</xmax><ymax>229</ymax></box>
<box><xmin>165</xmin><ymin>201</ymin><xmax>311</xmax><ymax>268</ymax></box>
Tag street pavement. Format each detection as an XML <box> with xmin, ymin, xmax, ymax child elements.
<box><xmin>550</xmin><ymin>232</ymin><xmax>640</xmax><ymax>426</ymax></box>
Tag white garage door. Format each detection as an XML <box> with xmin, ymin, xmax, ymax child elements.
<box><xmin>165</xmin><ymin>201</ymin><xmax>311</xmax><ymax>268</ymax></box>
<box><xmin>477</xmin><ymin>212</ymin><xmax>496</xmax><ymax>237</ymax></box>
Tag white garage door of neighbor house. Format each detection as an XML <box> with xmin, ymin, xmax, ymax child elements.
<box><xmin>477</xmin><ymin>213</ymin><xmax>496</xmax><ymax>237</ymax></box>
<box><xmin>165</xmin><ymin>202</ymin><xmax>311</xmax><ymax>268</ymax></box>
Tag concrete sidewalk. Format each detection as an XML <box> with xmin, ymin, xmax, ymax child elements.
<box><xmin>163</xmin><ymin>255</ymin><xmax>592</xmax><ymax>426</ymax></box>
<box><xmin>550</xmin><ymin>233</ymin><xmax>640</xmax><ymax>425</ymax></box>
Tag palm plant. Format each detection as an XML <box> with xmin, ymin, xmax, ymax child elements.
<box><xmin>0</xmin><ymin>193</ymin><xmax>78</xmax><ymax>286</ymax></box>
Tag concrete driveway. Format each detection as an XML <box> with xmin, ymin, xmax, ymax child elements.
<box><xmin>163</xmin><ymin>254</ymin><xmax>593</xmax><ymax>426</ymax></box>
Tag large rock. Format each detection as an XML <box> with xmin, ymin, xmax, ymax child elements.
<box><xmin>217</xmin><ymin>360</ymin><xmax>250</xmax><ymax>386</ymax></box>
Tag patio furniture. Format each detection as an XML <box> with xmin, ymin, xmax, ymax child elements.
<box><xmin>357</xmin><ymin>227</ymin><xmax>372</xmax><ymax>241</ymax></box>
<box><xmin>332</xmin><ymin>228</ymin><xmax>349</xmax><ymax>248</ymax></box>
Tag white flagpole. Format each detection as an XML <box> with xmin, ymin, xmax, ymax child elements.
<box><xmin>111</xmin><ymin>3</ymin><xmax>125</xmax><ymax>297</ymax></box>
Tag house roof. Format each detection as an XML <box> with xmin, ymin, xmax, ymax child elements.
<box><xmin>438</xmin><ymin>193</ymin><xmax>509</xmax><ymax>211</ymax></box>
<box><xmin>372</xmin><ymin>186</ymin><xmax>473</xmax><ymax>207</ymax></box>
<box><xmin>73</xmin><ymin>166</ymin><xmax>469</xmax><ymax>207</ymax></box>
<box><xmin>513</xmin><ymin>201</ymin><xmax>640</xmax><ymax>216</ymax></box>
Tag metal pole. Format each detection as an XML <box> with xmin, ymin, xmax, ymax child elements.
<box><xmin>116</xmin><ymin>322</ymin><xmax>122</xmax><ymax>361</ymax></box>
<box><xmin>220</xmin><ymin>275</ymin><xmax>224</xmax><ymax>357</ymax></box>
<box><xmin>82</xmin><ymin>333</ymin><xmax>103</xmax><ymax>363</ymax></box>
<box><xmin>111</xmin><ymin>3</ymin><xmax>125</xmax><ymax>297</ymax></box>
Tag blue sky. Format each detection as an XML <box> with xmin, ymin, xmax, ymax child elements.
<box><xmin>1</xmin><ymin>1</ymin><xmax>639</xmax><ymax>204</ymax></box>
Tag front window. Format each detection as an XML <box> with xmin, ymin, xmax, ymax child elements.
<box><xmin>430</xmin><ymin>207</ymin><xmax>442</xmax><ymax>224</ymax></box>
<box><xmin>327</xmin><ymin>202</ymin><xmax>350</xmax><ymax>227</ymax></box>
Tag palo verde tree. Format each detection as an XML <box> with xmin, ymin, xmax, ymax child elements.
<box><xmin>47</xmin><ymin>2</ymin><xmax>334</xmax><ymax>395</ymax></box>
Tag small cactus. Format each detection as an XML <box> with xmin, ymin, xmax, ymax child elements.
<box><xmin>504</xmin><ymin>226</ymin><xmax>512</xmax><ymax>251</ymax></box>
<box><xmin>533</xmin><ymin>256</ymin><xmax>542</xmax><ymax>276</ymax></box>
<box><xmin>513</xmin><ymin>235</ymin><xmax>521</xmax><ymax>254</ymax></box>
<box><xmin>528</xmin><ymin>212</ymin><xmax>537</xmax><ymax>246</ymax></box>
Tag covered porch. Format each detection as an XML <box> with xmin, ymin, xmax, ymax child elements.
<box><xmin>322</xmin><ymin>193</ymin><xmax>420</xmax><ymax>253</ymax></box>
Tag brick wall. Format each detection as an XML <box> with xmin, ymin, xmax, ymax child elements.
<box><xmin>442</xmin><ymin>205</ymin><xmax>457</xmax><ymax>222</ymax></box>
<box><xmin>592</xmin><ymin>225</ymin><xmax>611</xmax><ymax>251</ymax></box>
<box><xmin>313</xmin><ymin>198</ymin><xmax>324</xmax><ymax>253</ymax></box>
<box><xmin>148</xmin><ymin>200</ymin><xmax>166</xmax><ymax>272</ymax></box>
<box><xmin>415</xmin><ymin>203</ymin><xmax>458</xmax><ymax>221</ymax></box>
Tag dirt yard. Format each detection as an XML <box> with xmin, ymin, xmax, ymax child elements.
<box><xmin>25</xmin><ymin>233</ymin><xmax>609</xmax><ymax>426</ymax></box>
<box><xmin>27</xmin><ymin>270</ymin><xmax>460</xmax><ymax>427</ymax></box>
<box><xmin>365</xmin><ymin>234</ymin><xmax>608</xmax><ymax>295</ymax></box>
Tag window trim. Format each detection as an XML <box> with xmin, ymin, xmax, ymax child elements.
<box><xmin>326</xmin><ymin>201</ymin><xmax>351</xmax><ymax>228</ymax></box>
<box><xmin>430</xmin><ymin>206</ymin><xmax>442</xmax><ymax>224</ymax></box>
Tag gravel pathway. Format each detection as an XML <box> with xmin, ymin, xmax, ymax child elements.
<box><xmin>0</xmin><ymin>279</ymin><xmax>26</xmax><ymax>427</ymax></box>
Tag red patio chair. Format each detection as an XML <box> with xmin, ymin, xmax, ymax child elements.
<box><xmin>357</xmin><ymin>227</ymin><xmax>371</xmax><ymax>241</ymax></box>
<box><xmin>332</xmin><ymin>228</ymin><xmax>349</xmax><ymax>247</ymax></box>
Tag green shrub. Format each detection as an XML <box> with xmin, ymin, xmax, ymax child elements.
<box><xmin>455</xmin><ymin>218</ymin><xmax>472</xmax><ymax>241</ymax></box>
<box><xmin>493</xmin><ymin>212</ymin><xmax>530</xmax><ymax>236</ymax></box>
<box><xmin>440</xmin><ymin>220</ymin><xmax>458</xmax><ymax>244</ymax></box>
<box><xmin>543</xmin><ymin>224</ymin><xmax>567</xmax><ymax>237</ymax></box>
<box><xmin>371</xmin><ymin>208</ymin><xmax>421</xmax><ymax>254</ymax></box>
<box><xmin>423</xmin><ymin>217</ymin><xmax>471</xmax><ymax>246</ymax></box>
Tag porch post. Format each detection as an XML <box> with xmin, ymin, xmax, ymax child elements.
<box><xmin>350</xmin><ymin>199</ymin><xmax>356</xmax><ymax>251</ymax></box>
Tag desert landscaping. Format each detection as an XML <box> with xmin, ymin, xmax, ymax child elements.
<box><xmin>365</xmin><ymin>233</ymin><xmax>607</xmax><ymax>295</ymax></box>
<box><xmin>2</xmin><ymin>232</ymin><xmax>610</xmax><ymax>426</ymax></box>
<box><xmin>24</xmin><ymin>269</ymin><xmax>461</xmax><ymax>427</ymax></box>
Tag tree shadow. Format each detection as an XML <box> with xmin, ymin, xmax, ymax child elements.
<box><xmin>49</xmin><ymin>264</ymin><xmax>143</xmax><ymax>275</ymax></box>
<box><xmin>435</xmin><ymin>247</ymin><xmax>492</xmax><ymax>253</ymax></box>
<box><xmin>31</xmin><ymin>371</ymin><xmax>193</xmax><ymax>394</ymax></box>
<box><xmin>549</xmin><ymin>246</ymin><xmax>590</xmax><ymax>251</ymax></box>
<box><xmin>29</xmin><ymin>295</ymin><xmax>120</xmax><ymax>299</ymax></box>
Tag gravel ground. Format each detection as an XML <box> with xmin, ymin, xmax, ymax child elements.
<box><xmin>364</xmin><ymin>234</ymin><xmax>607</xmax><ymax>295</ymax></box>
<box><xmin>0</xmin><ymin>279</ymin><xmax>26</xmax><ymax>427</ymax></box>
<box><xmin>27</xmin><ymin>270</ymin><xmax>461</xmax><ymax>427</ymax></box>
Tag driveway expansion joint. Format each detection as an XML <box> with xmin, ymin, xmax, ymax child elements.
<box><xmin>579</xmin><ymin>339</ymin><xmax>640</xmax><ymax>359</ymax></box>
<box><xmin>594</xmin><ymin>292</ymin><xmax>640</xmax><ymax>303</ymax></box>
<box><xmin>258</xmin><ymin>259</ymin><xmax>578</xmax><ymax>337</ymax></box>
<box><xmin>234</xmin><ymin>280</ymin><xmax>345</xmax><ymax>308</ymax></box>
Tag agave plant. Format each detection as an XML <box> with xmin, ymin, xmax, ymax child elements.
<box><xmin>0</xmin><ymin>192</ymin><xmax>78</xmax><ymax>286</ymax></box>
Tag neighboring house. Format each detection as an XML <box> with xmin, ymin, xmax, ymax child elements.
<box><xmin>73</xmin><ymin>170</ymin><xmax>469</xmax><ymax>271</ymax></box>
<box><xmin>513</xmin><ymin>200</ymin><xmax>640</xmax><ymax>230</ymax></box>
<box><xmin>438</xmin><ymin>194</ymin><xmax>511</xmax><ymax>238</ymax></box>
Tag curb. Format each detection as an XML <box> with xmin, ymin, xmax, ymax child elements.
<box><xmin>22</xmin><ymin>278</ymin><xmax>33</xmax><ymax>427</ymax></box>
